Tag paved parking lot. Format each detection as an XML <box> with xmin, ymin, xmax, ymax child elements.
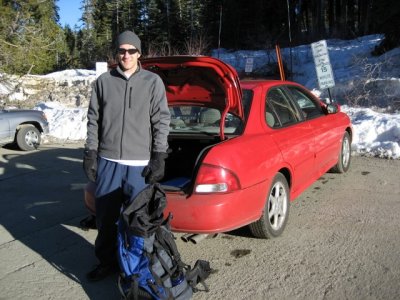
<box><xmin>1</xmin><ymin>143</ymin><xmax>400</xmax><ymax>300</ymax></box>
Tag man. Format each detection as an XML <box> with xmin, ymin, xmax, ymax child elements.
<box><xmin>83</xmin><ymin>30</ymin><xmax>170</xmax><ymax>282</ymax></box>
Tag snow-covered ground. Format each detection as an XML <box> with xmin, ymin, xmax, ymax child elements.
<box><xmin>344</xmin><ymin>106</ymin><xmax>400</xmax><ymax>158</ymax></box>
<box><xmin>3</xmin><ymin>35</ymin><xmax>400</xmax><ymax>159</ymax></box>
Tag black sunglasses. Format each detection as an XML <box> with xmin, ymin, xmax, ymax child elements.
<box><xmin>117</xmin><ymin>48</ymin><xmax>139</xmax><ymax>55</ymax></box>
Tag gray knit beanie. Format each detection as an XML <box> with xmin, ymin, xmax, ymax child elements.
<box><xmin>117</xmin><ymin>30</ymin><xmax>141</xmax><ymax>53</ymax></box>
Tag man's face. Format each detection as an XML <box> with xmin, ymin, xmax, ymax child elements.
<box><xmin>117</xmin><ymin>44</ymin><xmax>141</xmax><ymax>72</ymax></box>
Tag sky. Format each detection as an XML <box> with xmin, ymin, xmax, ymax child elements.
<box><xmin>2</xmin><ymin>35</ymin><xmax>400</xmax><ymax>159</ymax></box>
<box><xmin>57</xmin><ymin>0</ymin><xmax>83</xmax><ymax>28</ymax></box>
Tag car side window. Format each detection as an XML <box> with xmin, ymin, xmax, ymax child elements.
<box><xmin>266</xmin><ymin>88</ymin><xmax>299</xmax><ymax>128</ymax></box>
<box><xmin>287</xmin><ymin>87</ymin><xmax>324</xmax><ymax>119</ymax></box>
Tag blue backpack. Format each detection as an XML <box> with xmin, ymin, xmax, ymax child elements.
<box><xmin>117</xmin><ymin>184</ymin><xmax>211</xmax><ymax>300</ymax></box>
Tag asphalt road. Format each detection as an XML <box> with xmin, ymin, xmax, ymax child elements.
<box><xmin>1</xmin><ymin>143</ymin><xmax>399</xmax><ymax>299</ymax></box>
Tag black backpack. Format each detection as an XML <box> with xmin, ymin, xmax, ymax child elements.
<box><xmin>117</xmin><ymin>184</ymin><xmax>211</xmax><ymax>300</ymax></box>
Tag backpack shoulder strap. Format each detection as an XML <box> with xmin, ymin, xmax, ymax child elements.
<box><xmin>155</xmin><ymin>217</ymin><xmax>188</xmax><ymax>270</ymax></box>
<box><xmin>185</xmin><ymin>260</ymin><xmax>212</xmax><ymax>292</ymax></box>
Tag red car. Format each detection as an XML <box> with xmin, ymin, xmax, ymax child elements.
<box><xmin>85</xmin><ymin>56</ymin><xmax>352</xmax><ymax>239</ymax></box>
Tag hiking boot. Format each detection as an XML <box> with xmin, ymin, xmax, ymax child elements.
<box><xmin>86</xmin><ymin>264</ymin><xmax>119</xmax><ymax>282</ymax></box>
<box><xmin>79</xmin><ymin>215</ymin><xmax>97</xmax><ymax>230</ymax></box>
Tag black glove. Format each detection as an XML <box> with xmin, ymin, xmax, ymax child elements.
<box><xmin>141</xmin><ymin>152</ymin><xmax>168</xmax><ymax>184</ymax></box>
<box><xmin>83</xmin><ymin>149</ymin><xmax>97</xmax><ymax>182</ymax></box>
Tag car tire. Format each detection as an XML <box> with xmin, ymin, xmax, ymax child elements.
<box><xmin>16</xmin><ymin>125</ymin><xmax>41</xmax><ymax>151</ymax></box>
<box><xmin>249</xmin><ymin>173</ymin><xmax>290</xmax><ymax>239</ymax></box>
<box><xmin>331</xmin><ymin>131</ymin><xmax>351</xmax><ymax>173</ymax></box>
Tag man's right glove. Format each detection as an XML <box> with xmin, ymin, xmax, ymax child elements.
<box><xmin>83</xmin><ymin>149</ymin><xmax>97</xmax><ymax>182</ymax></box>
<box><xmin>141</xmin><ymin>152</ymin><xmax>168</xmax><ymax>184</ymax></box>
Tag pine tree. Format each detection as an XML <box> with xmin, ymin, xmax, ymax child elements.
<box><xmin>0</xmin><ymin>0</ymin><xmax>66</xmax><ymax>74</ymax></box>
<box><xmin>372</xmin><ymin>0</ymin><xmax>400</xmax><ymax>54</ymax></box>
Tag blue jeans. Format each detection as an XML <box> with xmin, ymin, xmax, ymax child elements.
<box><xmin>94</xmin><ymin>157</ymin><xmax>147</xmax><ymax>266</ymax></box>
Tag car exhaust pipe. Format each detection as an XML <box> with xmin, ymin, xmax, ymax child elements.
<box><xmin>181</xmin><ymin>233</ymin><xmax>219</xmax><ymax>244</ymax></box>
<box><xmin>181</xmin><ymin>234</ymin><xmax>196</xmax><ymax>243</ymax></box>
<box><xmin>188</xmin><ymin>234</ymin><xmax>209</xmax><ymax>244</ymax></box>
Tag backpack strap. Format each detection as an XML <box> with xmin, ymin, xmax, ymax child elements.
<box><xmin>156</xmin><ymin>217</ymin><xmax>189</xmax><ymax>271</ymax></box>
<box><xmin>147</xmin><ymin>278</ymin><xmax>173</xmax><ymax>300</ymax></box>
<box><xmin>153</xmin><ymin>241</ymin><xmax>177</xmax><ymax>277</ymax></box>
<box><xmin>144</xmin><ymin>252</ymin><xmax>175</xmax><ymax>300</ymax></box>
<box><xmin>123</xmin><ymin>275</ymin><xmax>140</xmax><ymax>300</ymax></box>
<box><xmin>185</xmin><ymin>260</ymin><xmax>212</xmax><ymax>292</ymax></box>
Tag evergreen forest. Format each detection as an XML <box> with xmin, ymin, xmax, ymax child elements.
<box><xmin>1</xmin><ymin>0</ymin><xmax>399</xmax><ymax>75</ymax></box>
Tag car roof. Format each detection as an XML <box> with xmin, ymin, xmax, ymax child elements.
<box><xmin>240</xmin><ymin>79</ymin><xmax>301</xmax><ymax>89</ymax></box>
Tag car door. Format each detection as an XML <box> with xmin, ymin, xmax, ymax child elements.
<box><xmin>285</xmin><ymin>86</ymin><xmax>341</xmax><ymax>174</ymax></box>
<box><xmin>265</xmin><ymin>86</ymin><xmax>316</xmax><ymax>197</ymax></box>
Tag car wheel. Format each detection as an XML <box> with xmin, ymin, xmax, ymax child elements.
<box><xmin>16</xmin><ymin>125</ymin><xmax>41</xmax><ymax>151</ymax></box>
<box><xmin>331</xmin><ymin>131</ymin><xmax>351</xmax><ymax>173</ymax></box>
<box><xmin>249</xmin><ymin>173</ymin><xmax>290</xmax><ymax>239</ymax></box>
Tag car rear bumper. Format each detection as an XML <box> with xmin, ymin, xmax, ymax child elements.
<box><xmin>164</xmin><ymin>182</ymin><xmax>267</xmax><ymax>234</ymax></box>
<box><xmin>84</xmin><ymin>180</ymin><xmax>268</xmax><ymax>234</ymax></box>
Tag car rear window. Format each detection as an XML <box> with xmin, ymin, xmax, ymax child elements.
<box><xmin>169</xmin><ymin>105</ymin><xmax>243</xmax><ymax>135</ymax></box>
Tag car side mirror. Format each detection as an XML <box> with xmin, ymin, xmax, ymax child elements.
<box><xmin>326</xmin><ymin>103</ymin><xmax>338</xmax><ymax>114</ymax></box>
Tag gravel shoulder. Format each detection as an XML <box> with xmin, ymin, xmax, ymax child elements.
<box><xmin>1</xmin><ymin>143</ymin><xmax>399</xmax><ymax>300</ymax></box>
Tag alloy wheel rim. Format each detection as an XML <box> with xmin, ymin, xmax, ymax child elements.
<box><xmin>342</xmin><ymin>137</ymin><xmax>350</xmax><ymax>168</ymax></box>
<box><xmin>268</xmin><ymin>181</ymin><xmax>287</xmax><ymax>230</ymax></box>
<box><xmin>25</xmin><ymin>130</ymin><xmax>39</xmax><ymax>147</ymax></box>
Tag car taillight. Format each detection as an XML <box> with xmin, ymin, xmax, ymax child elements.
<box><xmin>194</xmin><ymin>164</ymin><xmax>241</xmax><ymax>193</ymax></box>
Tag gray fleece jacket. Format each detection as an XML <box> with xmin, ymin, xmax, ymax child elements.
<box><xmin>85</xmin><ymin>65</ymin><xmax>170</xmax><ymax>160</ymax></box>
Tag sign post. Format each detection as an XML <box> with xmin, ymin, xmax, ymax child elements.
<box><xmin>245</xmin><ymin>57</ymin><xmax>254</xmax><ymax>74</ymax></box>
<box><xmin>311</xmin><ymin>40</ymin><xmax>335</xmax><ymax>102</ymax></box>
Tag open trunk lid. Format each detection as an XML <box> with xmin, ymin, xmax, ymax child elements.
<box><xmin>141</xmin><ymin>56</ymin><xmax>243</xmax><ymax>140</ymax></box>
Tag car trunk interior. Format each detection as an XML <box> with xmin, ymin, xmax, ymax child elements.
<box><xmin>160</xmin><ymin>91</ymin><xmax>253</xmax><ymax>193</ymax></box>
<box><xmin>161</xmin><ymin>135</ymin><xmax>222</xmax><ymax>193</ymax></box>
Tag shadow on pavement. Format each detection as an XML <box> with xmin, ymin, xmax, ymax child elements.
<box><xmin>0</xmin><ymin>144</ymin><xmax>120</xmax><ymax>299</ymax></box>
